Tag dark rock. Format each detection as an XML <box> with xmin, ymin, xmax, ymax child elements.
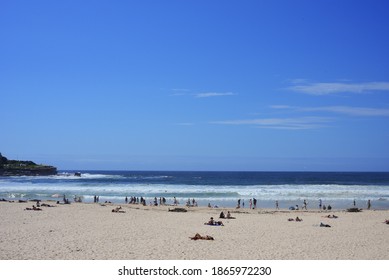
<box><xmin>0</xmin><ymin>153</ymin><xmax>57</xmax><ymax>176</ymax></box>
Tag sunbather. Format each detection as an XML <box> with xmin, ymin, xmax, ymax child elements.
<box><xmin>204</xmin><ymin>217</ymin><xmax>224</xmax><ymax>226</ymax></box>
<box><xmin>112</xmin><ymin>206</ymin><xmax>125</xmax><ymax>213</ymax></box>
<box><xmin>25</xmin><ymin>205</ymin><xmax>42</xmax><ymax>211</ymax></box>
<box><xmin>190</xmin><ymin>233</ymin><xmax>214</xmax><ymax>240</ymax></box>
<box><xmin>288</xmin><ymin>217</ymin><xmax>303</xmax><ymax>222</ymax></box>
<box><xmin>320</xmin><ymin>222</ymin><xmax>331</xmax><ymax>227</ymax></box>
<box><xmin>324</xmin><ymin>214</ymin><xmax>338</xmax><ymax>219</ymax></box>
<box><xmin>226</xmin><ymin>211</ymin><xmax>235</xmax><ymax>219</ymax></box>
<box><xmin>41</xmin><ymin>203</ymin><xmax>55</xmax><ymax>207</ymax></box>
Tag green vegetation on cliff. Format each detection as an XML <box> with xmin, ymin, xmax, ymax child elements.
<box><xmin>0</xmin><ymin>153</ymin><xmax>57</xmax><ymax>176</ymax></box>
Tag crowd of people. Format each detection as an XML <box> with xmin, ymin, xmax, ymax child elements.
<box><xmin>236</xmin><ymin>198</ymin><xmax>258</xmax><ymax>209</ymax></box>
<box><xmin>85</xmin><ymin>195</ymin><xmax>375</xmax><ymax>213</ymax></box>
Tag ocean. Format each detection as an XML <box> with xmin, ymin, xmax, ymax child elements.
<box><xmin>1</xmin><ymin>171</ymin><xmax>389</xmax><ymax>210</ymax></box>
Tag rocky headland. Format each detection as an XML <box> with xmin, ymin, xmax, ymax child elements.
<box><xmin>0</xmin><ymin>153</ymin><xmax>57</xmax><ymax>176</ymax></box>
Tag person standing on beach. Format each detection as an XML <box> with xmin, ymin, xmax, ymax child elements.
<box><xmin>249</xmin><ymin>199</ymin><xmax>252</xmax><ymax>209</ymax></box>
<box><xmin>275</xmin><ymin>200</ymin><xmax>279</xmax><ymax>210</ymax></box>
<box><xmin>253</xmin><ymin>198</ymin><xmax>257</xmax><ymax>209</ymax></box>
<box><xmin>302</xmin><ymin>199</ymin><xmax>307</xmax><ymax>210</ymax></box>
<box><xmin>319</xmin><ymin>199</ymin><xmax>322</xmax><ymax>210</ymax></box>
<box><xmin>367</xmin><ymin>199</ymin><xmax>371</xmax><ymax>210</ymax></box>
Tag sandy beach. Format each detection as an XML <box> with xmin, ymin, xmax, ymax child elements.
<box><xmin>0</xmin><ymin>201</ymin><xmax>388</xmax><ymax>260</ymax></box>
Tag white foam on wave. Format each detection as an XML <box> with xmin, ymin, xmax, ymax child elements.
<box><xmin>54</xmin><ymin>173</ymin><xmax>125</xmax><ymax>180</ymax></box>
<box><xmin>1</xmin><ymin>178</ymin><xmax>389</xmax><ymax>202</ymax></box>
<box><xmin>236</xmin><ymin>184</ymin><xmax>389</xmax><ymax>198</ymax></box>
<box><xmin>0</xmin><ymin>173</ymin><xmax>125</xmax><ymax>181</ymax></box>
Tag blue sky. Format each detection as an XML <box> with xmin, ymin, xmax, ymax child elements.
<box><xmin>1</xmin><ymin>0</ymin><xmax>389</xmax><ymax>171</ymax></box>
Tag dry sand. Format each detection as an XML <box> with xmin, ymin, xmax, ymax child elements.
<box><xmin>0</xmin><ymin>201</ymin><xmax>388</xmax><ymax>260</ymax></box>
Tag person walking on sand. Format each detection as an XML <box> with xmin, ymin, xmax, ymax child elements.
<box><xmin>276</xmin><ymin>200</ymin><xmax>279</xmax><ymax>210</ymax></box>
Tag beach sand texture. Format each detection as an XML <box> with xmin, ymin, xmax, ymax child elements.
<box><xmin>0</xmin><ymin>202</ymin><xmax>388</xmax><ymax>260</ymax></box>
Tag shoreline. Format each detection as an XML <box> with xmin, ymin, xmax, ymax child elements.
<box><xmin>1</xmin><ymin>201</ymin><xmax>388</xmax><ymax>260</ymax></box>
<box><xmin>1</xmin><ymin>196</ymin><xmax>387</xmax><ymax>211</ymax></box>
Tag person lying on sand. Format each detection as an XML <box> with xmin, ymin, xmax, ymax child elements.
<box><xmin>204</xmin><ymin>217</ymin><xmax>224</xmax><ymax>226</ymax></box>
<box><xmin>25</xmin><ymin>205</ymin><xmax>42</xmax><ymax>211</ymax></box>
<box><xmin>384</xmin><ymin>220</ymin><xmax>389</xmax><ymax>224</ymax></box>
<box><xmin>190</xmin><ymin>233</ymin><xmax>214</xmax><ymax>240</ymax></box>
<box><xmin>168</xmin><ymin>207</ymin><xmax>187</xmax><ymax>212</ymax></box>
<box><xmin>320</xmin><ymin>222</ymin><xmax>331</xmax><ymax>227</ymax></box>
<box><xmin>41</xmin><ymin>203</ymin><xmax>55</xmax><ymax>207</ymax></box>
<box><xmin>324</xmin><ymin>214</ymin><xmax>338</xmax><ymax>219</ymax></box>
<box><xmin>288</xmin><ymin>217</ymin><xmax>303</xmax><ymax>222</ymax></box>
<box><xmin>112</xmin><ymin>206</ymin><xmax>125</xmax><ymax>213</ymax></box>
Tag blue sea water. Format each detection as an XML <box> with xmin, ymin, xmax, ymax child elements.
<box><xmin>1</xmin><ymin>171</ymin><xmax>389</xmax><ymax>209</ymax></box>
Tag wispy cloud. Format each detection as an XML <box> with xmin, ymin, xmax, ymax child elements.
<box><xmin>195</xmin><ymin>92</ymin><xmax>235</xmax><ymax>98</ymax></box>
<box><xmin>272</xmin><ymin>105</ymin><xmax>389</xmax><ymax>117</ymax></box>
<box><xmin>287</xmin><ymin>81</ymin><xmax>389</xmax><ymax>95</ymax></box>
<box><xmin>302</xmin><ymin>106</ymin><xmax>389</xmax><ymax>117</ymax></box>
<box><xmin>170</xmin><ymin>89</ymin><xmax>236</xmax><ymax>98</ymax></box>
<box><xmin>211</xmin><ymin>117</ymin><xmax>332</xmax><ymax>130</ymax></box>
<box><xmin>270</xmin><ymin>105</ymin><xmax>293</xmax><ymax>109</ymax></box>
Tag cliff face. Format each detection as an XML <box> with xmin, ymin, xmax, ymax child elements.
<box><xmin>0</xmin><ymin>153</ymin><xmax>57</xmax><ymax>176</ymax></box>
